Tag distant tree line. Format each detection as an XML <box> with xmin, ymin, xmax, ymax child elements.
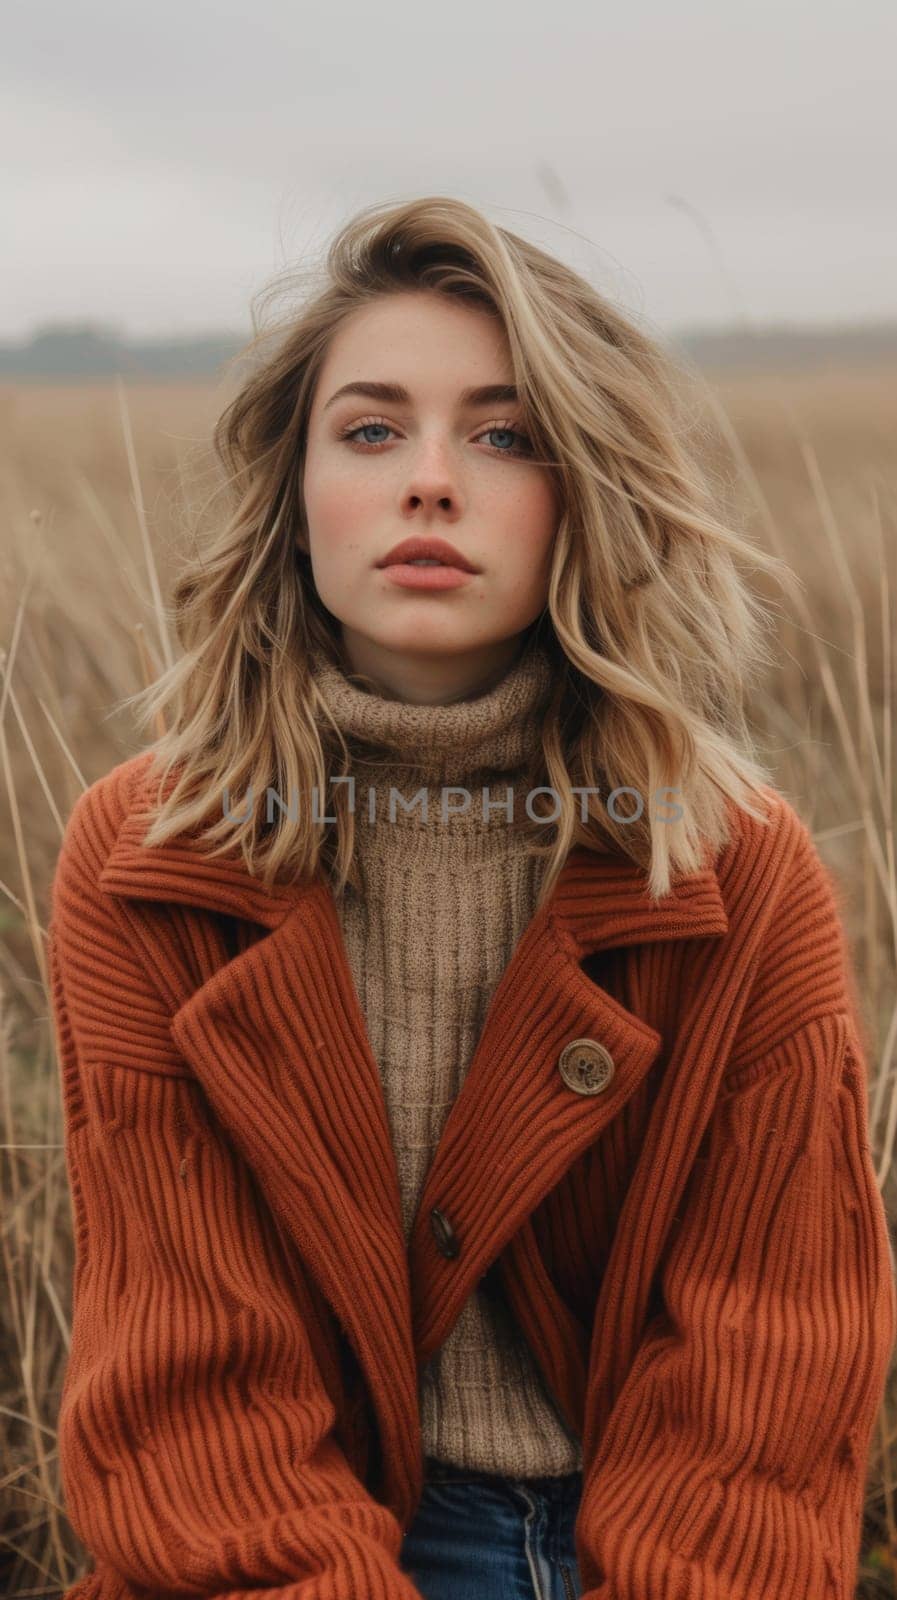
<box><xmin>1</xmin><ymin>317</ymin><xmax>895</xmax><ymax>380</ymax></box>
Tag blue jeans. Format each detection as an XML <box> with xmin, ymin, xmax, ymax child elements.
<box><xmin>400</xmin><ymin>1456</ymin><xmax>585</xmax><ymax>1600</ymax></box>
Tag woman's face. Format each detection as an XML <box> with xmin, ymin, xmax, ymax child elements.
<box><xmin>301</xmin><ymin>289</ymin><xmax>559</xmax><ymax>704</ymax></box>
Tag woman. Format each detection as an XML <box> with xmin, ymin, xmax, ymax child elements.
<box><xmin>49</xmin><ymin>196</ymin><xmax>895</xmax><ymax>1600</ymax></box>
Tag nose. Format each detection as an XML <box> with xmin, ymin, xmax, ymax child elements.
<box><xmin>401</xmin><ymin>441</ymin><xmax>463</xmax><ymax>517</ymax></box>
<box><xmin>404</xmin><ymin>489</ymin><xmax>454</xmax><ymax>513</ymax></box>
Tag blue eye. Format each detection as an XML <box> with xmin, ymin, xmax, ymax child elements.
<box><xmin>337</xmin><ymin>419</ymin><xmax>534</xmax><ymax>459</ymax></box>
<box><xmin>347</xmin><ymin>422</ymin><xmax>392</xmax><ymax>447</ymax></box>
<box><xmin>484</xmin><ymin>427</ymin><xmax>519</xmax><ymax>453</ymax></box>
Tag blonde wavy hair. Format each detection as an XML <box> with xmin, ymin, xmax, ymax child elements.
<box><xmin>125</xmin><ymin>194</ymin><xmax>796</xmax><ymax>908</ymax></box>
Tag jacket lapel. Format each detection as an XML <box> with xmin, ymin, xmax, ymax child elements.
<box><xmin>167</xmin><ymin>879</ymin><xmax>424</xmax><ymax>1503</ymax></box>
<box><xmin>406</xmin><ymin>844</ymin><xmax>728</xmax><ymax>1387</ymax></box>
<box><xmin>98</xmin><ymin>764</ymin><xmax>729</xmax><ymax>1503</ymax></box>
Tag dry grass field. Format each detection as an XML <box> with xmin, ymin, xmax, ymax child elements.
<box><xmin>1</xmin><ymin>361</ymin><xmax>895</xmax><ymax>1595</ymax></box>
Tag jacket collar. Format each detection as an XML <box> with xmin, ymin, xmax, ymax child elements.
<box><xmin>98</xmin><ymin>760</ymin><xmax>729</xmax><ymax>958</ymax></box>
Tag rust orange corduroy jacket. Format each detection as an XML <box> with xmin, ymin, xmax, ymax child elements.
<box><xmin>48</xmin><ymin>750</ymin><xmax>896</xmax><ymax>1600</ymax></box>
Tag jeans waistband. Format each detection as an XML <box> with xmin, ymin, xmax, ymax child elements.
<box><xmin>423</xmin><ymin>1454</ymin><xmax>584</xmax><ymax>1501</ymax></box>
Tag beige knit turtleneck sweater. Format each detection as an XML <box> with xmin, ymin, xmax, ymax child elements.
<box><xmin>308</xmin><ymin>634</ymin><xmax>584</xmax><ymax>1478</ymax></box>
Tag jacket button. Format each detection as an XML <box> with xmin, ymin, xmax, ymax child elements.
<box><xmin>558</xmin><ymin>1037</ymin><xmax>615</xmax><ymax>1095</ymax></box>
<box><xmin>430</xmin><ymin>1206</ymin><xmax>461</xmax><ymax>1259</ymax></box>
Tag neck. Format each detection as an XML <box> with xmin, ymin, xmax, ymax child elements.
<box><xmin>308</xmin><ymin>630</ymin><xmax>555</xmax><ymax>795</ymax></box>
<box><xmin>333</xmin><ymin>628</ymin><xmax>536</xmax><ymax>707</ymax></box>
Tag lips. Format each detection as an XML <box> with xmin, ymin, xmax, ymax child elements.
<box><xmin>376</xmin><ymin>536</ymin><xmax>479</xmax><ymax>573</ymax></box>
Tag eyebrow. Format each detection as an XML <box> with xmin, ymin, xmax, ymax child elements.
<box><xmin>322</xmin><ymin>380</ymin><xmax>520</xmax><ymax>412</ymax></box>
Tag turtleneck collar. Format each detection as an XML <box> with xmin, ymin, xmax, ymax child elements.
<box><xmin>308</xmin><ymin>634</ymin><xmax>555</xmax><ymax>792</ymax></box>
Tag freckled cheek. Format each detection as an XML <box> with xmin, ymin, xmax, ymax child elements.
<box><xmin>305</xmin><ymin>470</ymin><xmax>374</xmax><ymax>540</ymax></box>
<box><xmin>484</xmin><ymin>544</ymin><xmax>553</xmax><ymax>616</ymax></box>
<box><xmin>505</xmin><ymin>502</ymin><xmax>557</xmax><ymax>588</ymax></box>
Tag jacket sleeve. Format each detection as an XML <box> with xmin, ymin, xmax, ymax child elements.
<box><xmin>49</xmin><ymin>781</ymin><xmax>423</xmax><ymax>1600</ymax></box>
<box><xmin>575</xmin><ymin>824</ymin><xmax>897</xmax><ymax>1599</ymax></box>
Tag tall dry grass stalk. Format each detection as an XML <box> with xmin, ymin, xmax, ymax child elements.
<box><xmin>0</xmin><ymin>360</ymin><xmax>894</xmax><ymax>1595</ymax></box>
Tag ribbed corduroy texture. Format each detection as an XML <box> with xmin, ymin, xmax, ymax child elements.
<box><xmin>49</xmin><ymin>741</ymin><xmax>897</xmax><ymax>1600</ymax></box>
<box><xmin>309</xmin><ymin>637</ymin><xmax>583</xmax><ymax>1476</ymax></box>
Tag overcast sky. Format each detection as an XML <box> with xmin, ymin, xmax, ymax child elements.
<box><xmin>4</xmin><ymin>0</ymin><xmax>895</xmax><ymax>342</ymax></box>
